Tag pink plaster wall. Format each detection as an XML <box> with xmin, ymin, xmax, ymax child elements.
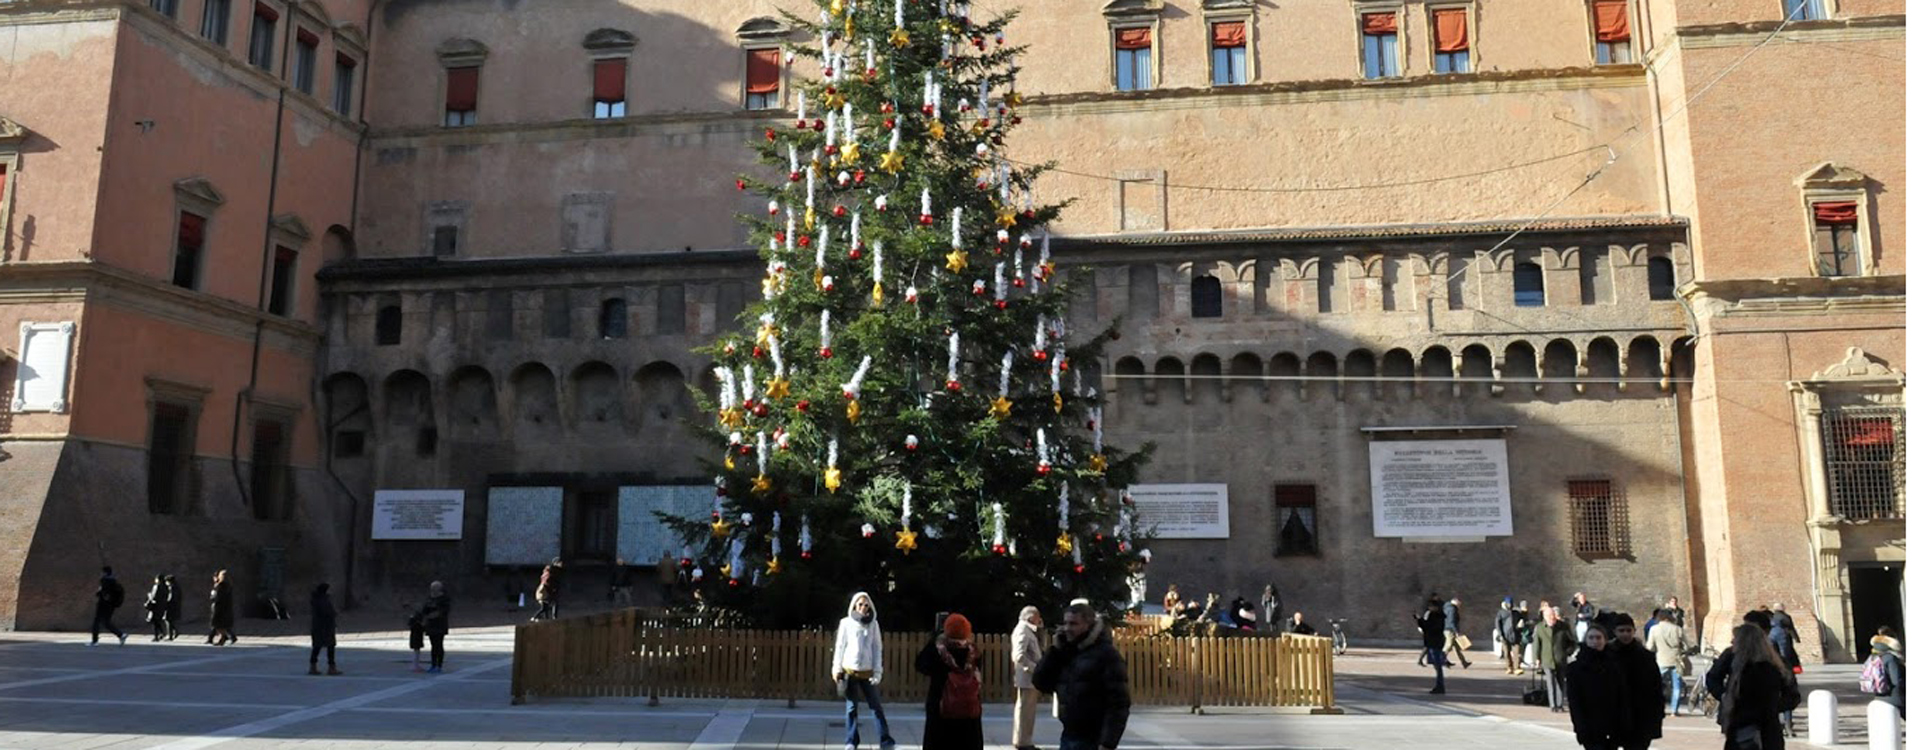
<box><xmin>0</xmin><ymin>19</ymin><xmax>117</xmax><ymax>262</ymax></box>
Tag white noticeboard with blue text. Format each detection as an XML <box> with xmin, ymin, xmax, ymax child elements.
<box><xmin>1368</xmin><ymin>439</ymin><xmax>1513</xmax><ymax>538</ymax></box>
<box><xmin>1127</xmin><ymin>483</ymin><xmax>1230</xmax><ymax>539</ymax></box>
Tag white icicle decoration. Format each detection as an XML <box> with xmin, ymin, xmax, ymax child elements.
<box><xmin>999</xmin><ymin>350</ymin><xmax>1013</xmax><ymax>396</ymax></box>
<box><xmin>1033</xmin><ymin>318</ymin><xmax>1046</xmax><ymax>353</ymax></box>
<box><xmin>865</xmin><ymin>40</ymin><xmax>875</xmax><ymax>73</ymax></box>
<box><xmin>991</xmin><ymin>503</ymin><xmax>1006</xmax><ymax>548</ymax></box>
<box><xmin>800</xmin><ymin>516</ymin><xmax>814</xmax><ymax>554</ymax></box>
<box><xmin>1050</xmin><ymin>356</ymin><xmax>1061</xmax><ymax>396</ymax></box>
<box><xmin>922</xmin><ymin>71</ymin><xmax>934</xmax><ymax>109</ymax></box>
<box><xmin>827</xmin><ymin>437</ymin><xmax>839</xmax><ymax>468</ymax></box>
<box><xmin>769</xmin><ymin>334</ymin><xmax>785</xmax><ymax>380</ymax></box>
<box><xmin>951</xmin><ymin>207</ymin><xmax>963</xmax><ymax>248</ymax></box>
<box><xmin>900</xmin><ymin>483</ymin><xmax>913</xmax><ymax>527</ymax></box>
<box><xmin>947</xmin><ymin>332</ymin><xmax>961</xmax><ymax>384</ymax></box>
<box><xmin>850</xmin><ymin>209</ymin><xmax>862</xmax><ymax>249</ymax></box>
<box><xmin>993</xmin><ymin>262</ymin><xmax>1006</xmax><ymax>301</ymax></box>
<box><xmin>888</xmin><ymin>127</ymin><xmax>901</xmax><ymax>154</ymax></box>
<box><xmin>1039</xmin><ymin>230</ymin><xmax>1051</xmax><ymax>270</ymax></box>
<box><xmin>715</xmin><ymin>367</ymin><xmax>737</xmax><ymax>411</ymax></box>
<box><xmin>788</xmin><ymin>144</ymin><xmax>799</xmax><ymax>175</ymax></box>
<box><xmin>785</xmin><ymin>210</ymin><xmax>796</xmax><ymax>252</ymax></box>
<box><xmin>843</xmin><ymin>355</ymin><xmax>873</xmax><ymax>398</ymax></box>
<box><xmin>894</xmin><ymin>0</ymin><xmax>903</xmax><ymax>27</ymax></box>
<box><xmin>741</xmin><ymin>364</ymin><xmax>757</xmax><ymax>403</ymax></box>
<box><xmin>1037</xmin><ymin>428</ymin><xmax>1051</xmax><ymax>469</ymax></box>
<box><xmin>771</xmin><ymin>511</ymin><xmax>783</xmax><ymax>559</ymax></box>
<box><xmin>1092</xmin><ymin>406</ymin><xmax>1105</xmax><ymax>452</ymax></box>
<box><xmin>816</xmin><ymin>226</ymin><xmax>828</xmax><ymax>269</ymax></box>
<box><xmin>826</xmin><ymin>112</ymin><xmax>838</xmax><ymax>148</ymax></box>
<box><xmin>1072</xmin><ymin>540</ymin><xmax>1082</xmax><ymax>568</ymax></box>
<box><xmin>756</xmin><ymin>431</ymin><xmax>768</xmax><ymax>474</ymax></box>
<box><xmin>806</xmin><ymin>162</ymin><xmax>817</xmax><ymax>212</ymax></box>
<box><xmin>797</xmin><ymin>92</ymin><xmax>807</xmax><ymax>123</ymax></box>
<box><xmin>871</xmin><ymin>240</ymin><xmax>884</xmax><ymax>283</ymax></box>
<box><xmin>1058</xmin><ymin>485</ymin><xmax>1070</xmax><ymax>530</ymax></box>
<box><xmin>820</xmin><ymin>310</ymin><xmax>832</xmax><ymax>350</ymax></box>
<box><xmin>1012</xmin><ymin>248</ymin><xmax>1023</xmax><ymax>285</ymax></box>
<box><xmin>920</xmin><ymin>188</ymin><xmax>932</xmax><ymax>220</ymax></box>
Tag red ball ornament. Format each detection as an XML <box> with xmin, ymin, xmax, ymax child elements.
<box><xmin>833</xmin><ymin>205</ymin><xmax>848</xmax><ymax>217</ymax></box>
<box><xmin>812</xmin><ymin>119</ymin><xmax>826</xmax><ymax>132</ymax></box>
<box><xmin>680</xmin><ymin>557</ymin><xmax>693</xmax><ymax>567</ymax></box>
<box><xmin>919</xmin><ymin>214</ymin><xmax>935</xmax><ymax>226</ymax></box>
<box><xmin>1032</xmin><ymin>350</ymin><xmax>1048</xmax><ymax>361</ymax></box>
<box><xmin>992</xmin><ymin>135</ymin><xmax>1004</xmax><ymax>146</ymax></box>
<box><xmin>995</xmin><ymin>299</ymin><xmax>1008</xmax><ymax>309</ymax></box>
<box><xmin>795</xmin><ymin>119</ymin><xmax>808</xmax><ymax>130</ymax></box>
<box><xmin>801</xmin><ymin>550</ymin><xmax>813</xmax><ymax>559</ymax></box>
<box><xmin>751</xmin><ymin>346</ymin><xmax>765</xmax><ymax>358</ymax></box>
<box><xmin>1024</xmin><ymin>209</ymin><xmax>1037</xmax><ymax>219</ymax></box>
<box><xmin>820</xmin><ymin>346</ymin><xmax>833</xmax><ymax>358</ymax></box>
<box><xmin>799</xmin><ymin>235</ymin><xmax>812</xmax><ymax>247</ymax></box>
<box><xmin>921</xmin><ymin>103</ymin><xmax>935</xmax><ymax>116</ymax></box>
<box><xmin>737</xmin><ymin>444</ymin><xmax>753</xmax><ymax>455</ymax></box>
<box><xmin>854</xmin><ymin>170</ymin><xmax>868</xmax><ymax>185</ymax></box>
<box><xmin>824</xmin><ymin>144</ymin><xmax>839</xmax><ymax>156</ymax></box>
<box><xmin>736</xmin><ymin>179</ymin><xmax>747</xmax><ymax>191</ymax></box>
<box><xmin>946</xmin><ymin>380</ymin><xmax>962</xmax><ymax>392</ymax></box>
<box><xmin>1012</xmin><ymin>278</ymin><xmax>1026</xmax><ymax>288</ymax></box>
<box><xmin>796</xmin><ymin>400</ymin><xmax>811</xmax><ymax>412</ymax></box>
<box><xmin>1086</xmin><ymin>419</ymin><xmax>1097</xmax><ymax>430</ymax></box>
<box><xmin>884</xmin><ymin>117</ymin><xmax>897</xmax><ymax>130</ymax></box>
<box><xmin>774</xmin><ymin>232</ymin><xmax>786</xmax><ymax>244</ymax></box>
<box><xmin>753</xmin><ymin>403</ymin><xmax>770</xmax><ymax>417</ymax></box>
<box><xmin>766</xmin><ymin>128</ymin><xmax>778</xmax><ymax>141</ymax></box>
<box><xmin>844</xmin><ymin>390</ymin><xmax>857</xmax><ymax>400</ymax></box>
<box><xmin>978</xmin><ymin>117</ymin><xmax>991</xmax><ymax>129</ymax></box>
<box><xmin>865</xmin><ymin>67</ymin><xmax>878</xmax><ymax>80</ymax></box>
<box><xmin>848</xmin><ymin>248</ymin><xmax>862</xmax><ymax>260</ymax></box>
<box><xmin>992</xmin><ymin>544</ymin><xmax>1007</xmax><ymax>555</ymax></box>
<box><xmin>1037</xmin><ymin>463</ymin><xmax>1051</xmax><ymax>475</ymax></box>
<box><xmin>972</xmin><ymin>285</ymin><xmax>985</xmax><ymax>296</ymax></box>
<box><xmin>789</xmin><ymin>171</ymin><xmax>802</xmax><ymax>183</ymax></box>
<box><xmin>728</xmin><ymin>579</ymin><xmax>740</xmax><ymax>587</ymax></box>
<box><xmin>1073</xmin><ymin>565</ymin><xmax>1085</xmax><ymax>574</ymax></box>
<box><xmin>1095</xmin><ymin>533</ymin><xmax>1105</xmax><ymax>542</ymax></box>
<box><xmin>881</xmin><ymin>102</ymin><xmax>895</xmax><ymax>114</ymax></box>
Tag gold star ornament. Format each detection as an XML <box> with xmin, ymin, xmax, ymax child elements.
<box><xmin>890</xmin><ymin>28</ymin><xmax>910</xmax><ymax>48</ymax></box>
<box><xmin>1090</xmin><ymin>454</ymin><xmax>1108</xmax><ymax>474</ymax></box>
<box><xmin>1055</xmin><ymin>532</ymin><xmax>1074</xmax><ymax>556</ymax></box>
<box><xmin>766</xmin><ymin>556</ymin><xmax>783</xmax><ymax>575</ymax></box>
<box><xmin>751</xmin><ymin>473</ymin><xmax>772</xmax><ymax>495</ymax></box>
<box><xmin>846</xmin><ymin>398</ymin><xmax>862</xmax><ymax>423</ymax></box>
<box><xmin>895</xmin><ymin>529</ymin><xmax>919</xmax><ymax>554</ymax></box>
<box><xmin>996</xmin><ymin>207</ymin><xmax>1018</xmax><ymax>228</ymax></box>
<box><xmin>928</xmin><ymin>121</ymin><xmax>946</xmax><ymax>140</ymax></box>
<box><xmin>839</xmin><ymin>142</ymin><xmax>861</xmax><ymax>165</ymax></box>
<box><xmin>711</xmin><ymin>517</ymin><xmax>733</xmax><ymax>538</ymax></box>
<box><xmin>879</xmin><ymin>150</ymin><xmax>905</xmax><ymax>174</ymax></box>
<box><xmin>945</xmin><ymin>249</ymin><xmax>969</xmax><ymax>273</ymax></box>
<box><xmin>765</xmin><ymin>378</ymin><xmax>790</xmax><ymax>400</ymax></box>
<box><xmin>988</xmin><ymin>396</ymin><xmax>1012</xmax><ymax>420</ymax></box>
<box><xmin>824</xmin><ymin>466</ymin><xmax>843</xmax><ymax>493</ymax></box>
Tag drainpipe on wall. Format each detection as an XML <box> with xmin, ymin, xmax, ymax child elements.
<box><xmin>1669</xmin><ymin>373</ymin><xmax>1699</xmax><ymax>636</ymax></box>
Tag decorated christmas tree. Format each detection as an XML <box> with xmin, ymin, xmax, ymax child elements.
<box><xmin>668</xmin><ymin>0</ymin><xmax>1152</xmax><ymax>632</ymax></box>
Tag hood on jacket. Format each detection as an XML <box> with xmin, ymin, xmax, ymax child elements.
<box><xmin>1073</xmin><ymin>614</ymin><xmax>1109</xmax><ymax>649</ymax></box>
<box><xmin>845</xmin><ymin>591</ymin><xmax>877</xmax><ymax>622</ymax></box>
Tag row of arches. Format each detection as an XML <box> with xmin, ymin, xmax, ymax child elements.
<box><xmin>1111</xmin><ymin>335</ymin><xmax>1693</xmax><ymax>402</ymax></box>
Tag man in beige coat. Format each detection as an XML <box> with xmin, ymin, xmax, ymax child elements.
<box><xmin>1646</xmin><ymin>608</ymin><xmax>1689</xmax><ymax>716</ymax></box>
<box><xmin>1011</xmin><ymin>605</ymin><xmax>1046</xmax><ymax>750</ymax></box>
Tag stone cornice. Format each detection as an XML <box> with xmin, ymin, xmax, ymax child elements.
<box><xmin>1676</xmin><ymin>14</ymin><xmax>1903</xmax><ymax>48</ymax></box>
<box><xmin>0</xmin><ymin>262</ymin><xmax>322</xmax><ymax>355</ymax></box>
<box><xmin>1679</xmin><ymin>275</ymin><xmax>1906</xmax><ymax>319</ymax></box>
<box><xmin>1054</xmin><ymin>215</ymin><xmax>1689</xmax><ymax>252</ymax></box>
<box><xmin>317</xmin><ymin>250</ymin><xmax>761</xmax><ymax>288</ymax></box>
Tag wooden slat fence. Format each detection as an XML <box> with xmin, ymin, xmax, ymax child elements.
<box><xmin>511</xmin><ymin>609</ymin><xmax>1337</xmax><ymax>712</ymax></box>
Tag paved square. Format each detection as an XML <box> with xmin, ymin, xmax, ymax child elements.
<box><xmin>0</xmin><ymin>629</ymin><xmax>1894</xmax><ymax>748</ymax></box>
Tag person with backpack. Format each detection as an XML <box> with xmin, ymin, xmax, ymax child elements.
<box><xmin>832</xmin><ymin>592</ymin><xmax>895</xmax><ymax>750</ymax></box>
<box><xmin>1034</xmin><ymin>602</ymin><xmax>1131</xmax><ymax>750</ymax></box>
<box><xmin>90</xmin><ymin>566</ymin><xmax>127</xmax><ymax>646</ymax></box>
<box><xmin>1862</xmin><ymin>638</ymin><xmax>1903</xmax><ymax>719</ymax></box>
<box><xmin>144</xmin><ymin>574</ymin><xmax>170</xmax><ymax>642</ymax></box>
<box><xmin>916</xmin><ymin>612</ymin><xmax>984</xmax><ymax>750</ymax></box>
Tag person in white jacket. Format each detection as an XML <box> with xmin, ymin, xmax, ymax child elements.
<box><xmin>833</xmin><ymin>592</ymin><xmax>895</xmax><ymax>750</ymax></box>
<box><xmin>1011</xmin><ymin>605</ymin><xmax>1046</xmax><ymax>750</ymax></box>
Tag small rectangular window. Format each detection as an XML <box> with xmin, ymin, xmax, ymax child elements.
<box><xmin>744</xmin><ymin>48</ymin><xmax>781</xmax><ymax>109</ymax></box>
<box><xmin>655</xmin><ymin>284</ymin><xmax>686</xmax><ymax>335</ymax></box>
<box><xmin>1210</xmin><ymin>21</ymin><xmax>1248</xmax><ymax>85</ymax></box>
<box><xmin>292</xmin><ymin>29</ymin><xmax>318</xmax><ymax>94</ymax></box>
<box><xmin>1361</xmin><ymin>13</ymin><xmax>1399</xmax><ymax>79</ymax></box>
<box><xmin>1431</xmin><ymin>8</ymin><xmax>1470</xmax><ymax>73</ymax></box>
<box><xmin>1813</xmin><ymin>201</ymin><xmax>1860</xmax><ymax>277</ymax></box>
<box><xmin>250</xmin><ymin>419</ymin><xmax>289</xmax><ymax>521</ymax></box>
<box><xmin>266</xmin><ymin>246</ymin><xmax>296</xmax><ymax>315</ymax></box>
<box><xmin>1513</xmin><ymin>262</ymin><xmax>1546</xmax><ymax>307</ymax></box>
<box><xmin>543</xmin><ymin>288</ymin><xmax>572</xmax><ymax>339</ymax></box>
<box><xmin>444</xmin><ymin>66</ymin><xmax>480</xmax><ymax>127</ymax></box>
<box><xmin>1114</xmin><ymin>27</ymin><xmax>1153</xmax><ymax>91</ymax></box>
<box><xmin>1821</xmin><ymin>408</ymin><xmax>1904</xmax><ymax>521</ymax></box>
<box><xmin>432</xmin><ymin>225</ymin><xmax>458</xmax><ymax>257</ymax></box>
<box><xmin>200</xmin><ymin>0</ymin><xmax>231</xmax><ymax>45</ymax></box>
<box><xmin>1593</xmin><ymin>0</ymin><xmax>1633</xmax><ymax>64</ymax></box>
<box><xmin>591</xmin><ymin>58</ymin><xmax>627</xmax><ymax>119</ymax></box>
<box><xmin>173</xmin><ymin>213</ymin><xmax>205</xmax><ymax>290</ymax></box>
<box><xmin>148</xmin><ymin>402</ymin><xmax>194</xmax><ymax>514</ymax></box>
<box><xmin>1568</xmin><ymin>479</ymin><xmax>1629</xmax><ymax>558</ymax></box>
<box><xmin>375</xmin><ymin>305</ymin><xmax>402</xmax><ymax>346</ymax></box>
<box><xmin>1273</xmin><ymin>484</ymin><xmax>1319</xmax><ymax>556</ymax></box>
<box><xmin>332</xmin><ymin>429</ymin><xmax>366</xmax><ymax>459</ymax></box>
<box><xmin>333</xmin><ymin>54</ymin><xmax>357</xmax><ymax>116</ymax></box>
<box><xmin>150</xmin><ymin>0</ymin><xmax>179</xmax><ymax>19</ymax></box>
<box><xmin>247</xmin><ymin>2</ymin><xmax>277</xmax><ymax>71</ymax></box>
<box><xmin>486</xmin><ymin>290</ymin><xmax>514</xmax><ymax>341</ymax></box>
<box><xmin>1785</xmin><ymin>0</ymin><xmax>1828</xmax><ymax>21</ymax></box>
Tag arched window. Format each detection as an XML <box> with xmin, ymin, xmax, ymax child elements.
<box><xmin>1647</xmin><ymin>256</ymin><xmax>1675</xmax><ymax>300</ymax></box>
<box><xmin>598</xmin><ymin>298</ymin><xmax>628</xmax><ymax>339</ymax></box>
<box><xmin>375</xmin><ymin>305</ymin><xmax>402</xmax><ymax>346</ymax></box>
<box><xmin>1513</xmin><ymin>262</ymin><xmax>1545</xmax><ymax>307</ymax></box>
<box><xmin>1190</xmin><ymin>275</ymin><xmax>1222</xmax><ymax>318</ymax></box>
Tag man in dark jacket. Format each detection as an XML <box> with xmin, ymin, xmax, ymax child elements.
<box><xmin>1034</xmin><ymin>603</ymin><xmax>1130</xmax><ymax>750</ymax></box>
<box><xmin>1605</xmin><ymin>614</ymin><xmax>1664</xmax><ymax>750</ymax></box>
<box><xmin>1566</xmin><ymin>623</ymin><xmax>1629</xmax><ymax>750</ymax></box>
<box><xmin>90</xmin><ymin>566</ymin><xmax>127</xmax><ymax>646</ymax></box>
<box><xmin>1415</xmin><ymin>598</ymin><xmax>1449</xmax><ymax>694</ymax></box>
<box><xmin>1443</xmin><ymin>596</ymin><xmax>1472</xmax><ymax>669</ymax></box>
<box><xmin>422</xmin><ymin>581</ymin><xmax>451</xmax><ymax>673</ymax></box>
<box><xmin>309</xmin><ymin>583</ymin><xmax>341</xmax><ymax>675</ymax></box>
<box><xmin>1495</xmin><ymin>598</ymin><xmax>1521</xmax><ymax>674</ymax></box>
<box><xmin>1536</xmin><ymin>606</ymin><xmax>1577</xmax><ymax>711</ymax></box>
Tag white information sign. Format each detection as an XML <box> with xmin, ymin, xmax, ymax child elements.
<box><xmin>1127</xmin><ymin>483</ymin><xmax>1230</xmax><ymax>539</ymax></box>
<box><xmin>1369</xmin><ymin>439</ymin><xmax>1513</xmax><ymax>538</ymax></box>
<box><xmin>372</xmin><ymin>490</ymin><xmax>465</xmax><ymax>540</ymax></box>
<box><xmin>13</xmin><ymin>321</ymin><xmax>74</xmax><ymax>413</ymax></box>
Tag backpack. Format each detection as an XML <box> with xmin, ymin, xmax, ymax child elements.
<box><xmin>939</xmin><ymin>667</ymin><xmax>983</xmax><ymax>720</ymax></box>
<box><xmin>103</xmin><ymin>579</ymin><xmax>125</xmax><ymax>608</ymax></box>
<box><xmin>1860</xmin><ymin>654</ymin><xmax>1891</xmax><ymax>695</ymax></box>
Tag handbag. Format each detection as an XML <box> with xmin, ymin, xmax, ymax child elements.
<box><xmin>1454</xmin><ymin>634</ymin><xmax>1474</xmax><ymax>652</ymax></box>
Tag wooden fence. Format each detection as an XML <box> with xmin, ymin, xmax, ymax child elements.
<box><xmin>511</xmin><ymin>608</ymin><xmax>1337</xmax><ymax>712</ymax></box>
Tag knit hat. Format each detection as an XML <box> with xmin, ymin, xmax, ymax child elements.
<box><xmin>943</xmin><ymin>613</ymin><xmax>973</xmax><ymax>641</ymax></box>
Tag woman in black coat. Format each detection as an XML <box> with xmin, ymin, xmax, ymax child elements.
<box><xmin>1565</xmin><ymin>626</ymin><xmax>1630</xmax><ymax>750</ymax></box>
<box><xmin>915</xmin><ymin>613</ymin><xmax>984</xmax><ymax>750</ymax></box>
<box><xmin>207</xmin><ymin>570</ymin><xmax>235</xmax><ymax>645</ymax></box>
<box><xmin>309</xmin><ymin>583</ymin><xmax>340</xmax><ymax>675</ymax></box>
<box><xmin>1708</xmin><ymin>623</ymin><xmax>1799</xmax><ymax>750</ymax></box>
<box><xmin>144</xmin><ymin>575</ymin><xmax>170</xmax><ymax>642</ymax></box>
<box><xmin>162</xmin><ymin>575</ymin><xmax>182</xmax><ymax>641</ymax></box>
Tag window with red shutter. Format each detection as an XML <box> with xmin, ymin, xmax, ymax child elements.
<box><xmin>444</xmin><ymin>67</ymin><xmax>479</xmax><ymax>126</ymax></box>
<box><xmin>1211</xmin><ymin>21</ymin><xmax>1248</xmax><ymax>85</ymax></box>
<box><xmin>592</xmin><ymin>58</ymin><xmax>627</xmax><ymax>118</ymax></box>
<box><xmin>1432</xmin><ymin>8</ymin><xmax>1469</xmax><ymax>73</ymax></box>
<box><xmin>745</xmin><ymin>48</ymin><xmax>781</xmax><ymax>109</ymax></box>
<box><xmin>1593</xmin><ymin>0</ymin><xmax>1632</xmax><ymax>63</ymax></box>
<box><xmin>1114</xmin><ymin>27</ymin><xmax>1153</xmax><ymax>91</ymax></box>
<box><xmin>1812</xmin><ymin>201</ymin><xmax>1861</xmax><ymax>276</ymax></box>
<box><xmin>174</xmin><ymin>213</ymin><xmax>206</xmax><ymax>289</ymax></box>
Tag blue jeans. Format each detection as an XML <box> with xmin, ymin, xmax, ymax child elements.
<box><xmin>1660</xmin><ymin>666</ymin><xmax>1683</xmax><ymax>714</ymax></box>
<box><xmin>1426</xmin><ymin>647</ymin><xmax>1447</xmax><ymax>690</ymax></box>
<box><xmin>842</xmin><ymin>677</ymin><xmax>893</xmax><ymax>747</ymax></box>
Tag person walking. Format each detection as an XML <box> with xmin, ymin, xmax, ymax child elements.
<box><xmin>532</xmin><ymin>561</ymin><xmax>560</xmax><ymax>621</ymax></box>
<box><xmin>89</xmin><ymin>566</ymin><xmax>128</xmax><ymax>646</ymax></box>
<box><xmin>1034</xmin><ymin>603</ymin><xmax>1130</xmax><ymax>750</ymax></box>
<box><xmin>421</xmin><ymin>581</ymin><xmax>451</xmax><ymax>673</ymax></box>
<box><xmin>144</xmin><ymin>575</ymin><xmax>170</xmax><ymax>642</ymax></box>
<box><xmin>1495</xmin><ymin>597</ymin><xmax>1521</xmax><ymax>674</ymax></box>
<box><xmin>1260</xmin><ymin>584</ymin><xmax>1281</xmax><ymax>633</ymax></box>
<box><xmin>308</xmin><ymin>583</ymin><xmax>341</xmax><ymax>675</ymax></box>
<box><xmin>1565</xmin><ymin>622</ymin><xmax>1629</xmax><ymax>750</ymax></box>
<box><xmin>916</xmin><ymin>613</ymin><xmax>983</xmax><ymax>750</ymax></box>
<box><xmin>1607</xmin><ymin>614</ymin><xmax>1665</xmax><ymax>750</ymax></box>
<box><xmin>1766</xmin><ymin>605</ymin><xmax>1802</xmax><ymax>735</ymax></box>
<box><xmin>1442</xmin><ymin>596</ymin><xmax>1472</xmax><ymax>668</ymax></box>
<box><xmin>609</xmin><ymin>558</ymin><xmax>634</xmax><ymax>607</ymax></box>
<box><xmin>161</xmin><ymin>575</ymin><xmax>182</xmax><ymax>641</ymax></box>
<box><xmin>1414</xmin><ymin>598</ymin><xmax>1450</xmax><ymax>694</ymax></box>
<box><xmin>1706</xmin><ymin>623</ymin><xmax>1799</xmax><ymax>750</ymax></box>
<box><xmin>1570</xmin><ymin>592</ymin><xmax>1598</xmax><ymax>643</ymax></box>
<box><xmin>1515</xmin><ymin>600</ymin><xmax>1537</xmax><ymax>669</ymax></box>
<box><xmin>655</xmin><ymin>551</ymin><xmax>678</xmax><ymax>605</ymax></box>
<box><xmin>1648</xmin><ymin>608</ymin><xmax>1689</xmax><ymax>716</ymax></box>
<box><xmin>1869</xmin><ymin>638</ymin><xmax>1903</xmax><ymax>719</ymax></box>
<box><xmin>1536</xmin><ymin>605</ymin><xmax>1577</xmax><ymax>712</ymax></box>
<box><xmin>1010</xmin><ymin>606</ymin><xmax>1045</xmax><ymax>750</ymax></box>
<box><xmin>206</xmin><ymin>569</ymin><xmax>235</xmax><ymax>646</ymax></box>
<box><xmin>832</xmin><ymin>592</ymin><xmax>896</xmax><ymax>750</ymax></box>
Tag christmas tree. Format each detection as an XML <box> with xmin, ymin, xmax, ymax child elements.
<box><xmin>668</xmin><ymin>0</ymin><xmax>1152</xmax><ymax>632</ymax></box>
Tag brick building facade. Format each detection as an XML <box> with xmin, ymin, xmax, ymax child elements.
<box><xmin>0</xmin><ymin>0</ymin><xmax>1901</xmax><ymax>657</ymax></box>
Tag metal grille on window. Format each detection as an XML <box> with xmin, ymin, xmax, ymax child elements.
<box><xmin>1568</xmin><ymin>479</ymin><xmax>1628</xmax><ymax>557</ymax></box>
<box><xmin>1821</xmin><ymin>407</ymin><xmax>1904</xmax><ymax>520</ymax></box>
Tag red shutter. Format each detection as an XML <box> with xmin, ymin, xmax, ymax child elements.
<box><xmin>592</xmin><ymin>58</ymin><xmax>627</xmax><ymax>103</ymax></box>
<box><xmin>337</xmin><ymin>52</ymin><xmax>356</xmax><ymax>69</ymax></box>
<box><xmin>296</xmin><ymin>28</ymin><xmax>318</xmax><ymax>46</ymax></box>
<box><xmin>1593</xmin><ymin>0</ymin><xmax>1631</xmax><ymax>43</ymax></box>
<box><xmin>1845</xmin><ymin>418</ymin><xmax>1895</xmax><ymax>446</ymax></box>
<box><xmin>1433</xmin><ymin>9</ymin><xmax>1469</xmax><ymax>52</ymax></box>
<box><xmin>1813</xmin><ymin>201</ymin><xmax>1858</xmax><ymax>224</ymax></box>
<box><xmin>1115</xmin><ymin>27</ymin><xmax>1152</xmax><ymax>50</ymax></box>
<box><xmin>745</xmin><ymin>49</ymin><xmax>781</xmax><ymax>94</ymax></box>
<box><xmin>178</xmin><ymin>213</ymin><xmax>206</xmax><ymax>249</ymax></box>
<box><xmin>445</xmin><ymin>67</ymin><xmax>479</xmax><ymax>111</ymax></box>
<box><xmin>1362</xmin><ymin>12</ymin><xmax>1398</xmax><ymax>35</ymax></box>
<box><xmin>253</xmin><ymin>1</ymin><xmax>277</xmax><ymax>21</ymax></box>
<box><xmin>1211</xmin><ymin>21</ymin><xmax>1246</xmax><ymax>48</ymax></box>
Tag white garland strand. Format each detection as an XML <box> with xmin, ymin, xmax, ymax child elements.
<box><xmin>947</xmin><ymin>332</ymin><xmax>961</xmax><ymax>384</ymax></box>
<box><xmin>819</xmin><ymin>310</ymin><xmax>832</xmax><ymax>351</ymax></box>
<box><xmin>769</xmin><ymin>335</ymin><xmax>785</xmax><ymax>381</ymax></box>
<box><xmin>998</xmin><ymin>350</ymin><xmax>1013</xmax><ymax>396</ymax></box>
<box><xmin>850</xmin><ymin>209</ymin><xmax>862</xmax><ymax>250</ymax></box>
<box><xmin>1092</xmin><ymin>405</ymin><xmax>1105</xmax><ymax>452</ymax></box>
<box><xmin>991</xmin><ymin>503</ymin><xmax>1006</xmax><ymax>548</ymax></box>
<box><xmin>771</xmin><ymin>511</ymin><xmax>783</xmax><ymax>558</ymax></box>
<box><xmin>1057</xmin><ymin>485</ymin><xmax>1070</xmax><ymax>530</ymax></box>
<box><xmin>950</xmin><ymin>207</ymin><xmax>963</xmax><ymax>249</ymax></box>
<box><xmin>993</xmin><ymin>262</ymin><xmax>1006</xmax><ymax>302</ymax></box>
<box><xmin>1033</xmin><ymin>318</ymin><xmax>1046</xmax><ymax>353</ymax></box>
<box><xmin>871</xmin><ymin>240</ymin><xmax>884</xmax><ymax>283</ymax></box>
<box><xmin>1037</xmin><ymin>428</ymin><xmax>1051</xmax><ymax>469</ymax></box>
<box><xmin>901</xmin><ymin>483</ymin><xmax>913</xmax><ymax>527</ymax></box>
<box><xmin>827</xmin><ymin>436</ymin><xmax>839</xmax><ymax>468</ymax></box>
<box><xmin>784</xmin><ymin>210</ymin><xmax>797</xmax><ymax>253</ymax></box>
<box><xmin>741</xmin><ymin>364</ymin><xmax>757</xmax><ymax>403</ymax></box>
<box><xmin>715</xmin><ymin>367</ymin><xmax>736</xmax><ymax>411</ymax></box>
<box><xmin>843</xmin><ymin>355</ymin><xmax>873</xmax><ymax>398</ymax></box>
<box><xmin>800</xmin><ymin>516</ymin><xmax>814</xmax><ymax>554</ymax></box>
<box><xmin>756</xmin><ymin>431</ymin><xmax>768</xmax><ymax>475</ymax></box>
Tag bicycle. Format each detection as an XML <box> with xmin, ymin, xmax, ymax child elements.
<box><xmin>1327</xmin><ymin>618</ymin><xmax>1349</xmax><ymax>655</ymax></box>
